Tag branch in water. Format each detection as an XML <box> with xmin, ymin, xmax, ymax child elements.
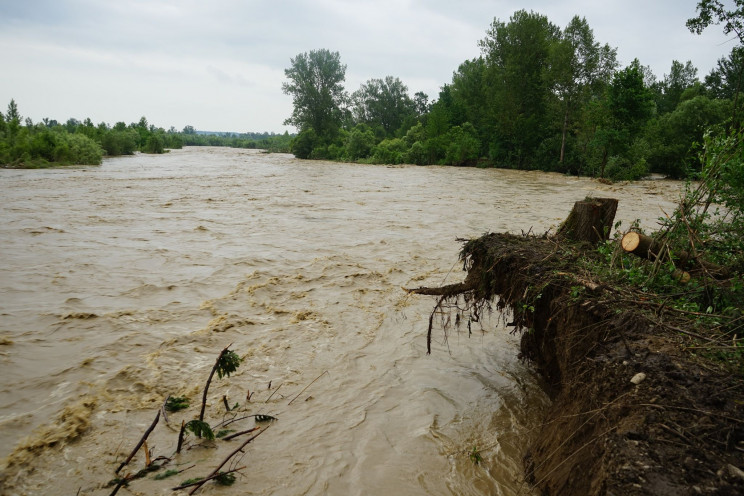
<box><xmin>404</xmin><ymin>280</ymin><xmax>475</xmax><ymax>297</ymax></box>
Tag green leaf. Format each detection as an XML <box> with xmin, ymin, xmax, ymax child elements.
<box><xmin>216</xmin><ymin>350</ymin><xmax>241</xmax><ymax>379</ymax></box>
<box><xmin>165</xmin><ymin>396</ymin><xmax>190</xmax><ymax>412</ymax></box>
<box><xmin>154</xmin><ymin>469</ymin><xmax>179</xmax><ymax>480</ymax></box>
<box><xmin>215</xmin><ymin>472</ymin><xmax>237</xmax><ymax>486</ymax></box>
<box><xmin>185</xmin><ymin>419</ymin><xmax>215</xmax><ymax>440</ymax></box>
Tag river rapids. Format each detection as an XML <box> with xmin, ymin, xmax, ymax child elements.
<box><xmin>0</xmin><ymin>147</ymin><xmax>684</xmax><ymax>495</ymax></box>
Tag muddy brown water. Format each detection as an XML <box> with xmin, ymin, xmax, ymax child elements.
<box><xmin>0</xmin><ymin>147</ymin><xmax>684</xmax><ymax>495</ymax></box>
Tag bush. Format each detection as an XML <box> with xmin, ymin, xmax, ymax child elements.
<box><xmin>144</xmin><ymin>133</ymin><xmax>165</xmax><ymax>154</ymax></box>
<box><xmin>101</xmin><ymin>129</ymin><xmax>138</xmax><ymax>156</ymax></box>
<box><xmin>291</xmin><ymin>128</ymin><xmax>319</xmax><ymax>159</ymax></box>
<box><xmin>370</xmin><ymin>138</ymin><xmax>407</xmax><ymax>164</ymax></box>
<box><xmin>444</xmin><ymin>123</ymin><xmax>480</xmax><ymax>166</ymax></box>
<box><xmin>345</xmin><ymin>124</ymin><xmax>376</xmax><ymax>161</ymax></box>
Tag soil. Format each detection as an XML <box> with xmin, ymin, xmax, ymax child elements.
<box><xmin>413</xmin><ymin>232</ymin><xmax>744</xmax><ymax>495</ymax></box>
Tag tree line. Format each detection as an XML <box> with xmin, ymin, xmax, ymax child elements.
<box><xmin>0</xmin><ymin>101</ymin><xmax>292</xmax><ymax>168</ymax></box>
<box><xmin>282</xmin><ymin>7</ymin><xmax>743</xmax><ymax>180</ymax></box>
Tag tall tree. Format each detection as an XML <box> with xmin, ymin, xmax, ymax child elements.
<box><xmin>6</xmin><ymin>99</ymin><xmax>21</xmax><ymax>123</ymax></box>
<box><xmin>550</xmin><ymin>16</ymin><xmax>617</xmax><ymax>163</ymax></box>
<box><xmin>479</xmin><ymin>10</ymin><xmax>560</xmax><ymax>166</ymax></box>
<box><xmin>350</xmin><ymin>76</ymin><xmax>415</xmax><ymax>137</ymax></box>
<box><xmin>657</xmin><ymin>60</ymin><xmax>699</xmax><ymax>114</ymax></box>
<box><xmin>705</xmin><ymin>47</ymin><xmax>744</xmax><ymax>104</ymax></box>
<box><xmin>282</xmin><ymin>49</ymin><xmax>347</xmax><ymax>141</ymax></box>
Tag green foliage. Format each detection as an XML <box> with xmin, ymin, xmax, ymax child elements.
<box><xmin>283</xmin><ymin>49</ymin><xmax>347</xmax><ymax>141</ymax></box>
<box><xmin>351</xmin><ymin>76</ymin><xmax>416</xmax><ymax>138</ymax></box>
<box><xmin>369</xmin><ymin>138</ymin><xmax>407</xmax><ymax>164</ymax></box>
<box><xmin>101</xmin><ymin>129</ymin><xmax>138</xmax><ymax>156</ymax></box>
<box><xmin>181</xmin><ymin>477</ymin><xmax>204</xmax><ymax>485</ymax></box>
<box><xmin>185</xmin><ymin>419</ymin><xmax>215</xmax><ymax>440</ymax></box>
<box><xmin>645</xmin><ymin>96</ymin><xmax>730</xmax><ymax>178</ymax></box>
<box><xmin>143</xmin><ymin>132</ymin><xmax>165</xmax><ymax>154</ymax></box>
<box><xmin>165</xmin><ymin>396</ymin><xmax>189</xmax><ymax>412</ymax></box>
<box><xmin>216</xmin><ymin>350</ymin><xmax>241</xmax><ymax>379</ymax></box>
<box><xmin>291</xmin><ymin>128</ymin><xmax>320</xmax><ymax>159</ymax></box>
<box><xmin>215</xmin><ymin>472</ymin><xmax>237</xmax><ymax>486</ymax></box>
<box><xmin>153</xmin><ymin>469</ymin><xmax>180</xmax><ymax>480</ymax></box>
<box><xmin>345</xmin><ymin>124</ymin><xmax>376</xmax><ymax>161</ymax></box>
<box><xmin>444</xmin><ymin>123</ymin><xmax>481</xmax><ymax>166</ymax></box>
<box><xmin>215</xmin><ymin>429</ymin><xmax>235</xmax><ymax>438</ymax></box>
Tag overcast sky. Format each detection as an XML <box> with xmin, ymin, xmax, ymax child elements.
<box><xmin>0</xmin><ymin>0</ymin><xmax>738</xmax><ymax>133</ymax></box>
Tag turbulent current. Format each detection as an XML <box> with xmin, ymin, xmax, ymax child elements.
<box><xmin>0</xmin><ymin>147</ymin><xmax>683</xmax><ymax>495</ymax></box>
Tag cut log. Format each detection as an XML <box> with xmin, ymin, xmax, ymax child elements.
<box><xmin>620</xmin><ymin>231</ymin><xmax>728</xmax><ymax>279</ymax></box>
<box><xmin>620</xmin><ymin>231</ymin><xmax>666</xmax><ymax>261</ymax></box>
<box><xmin>556</xmin><ymin>198</ymin><xmax>618</xmax><ymax>244</ymax></box>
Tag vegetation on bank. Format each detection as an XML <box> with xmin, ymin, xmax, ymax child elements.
<box><xmin>282</xmin><ymin>5</ymin><xmax>743</xmax><ymax>181</ymax></box>
<box><xmin>0</xmin><ymin>100</ymin><xmax>292</xmax><ymax>168</ymax></box>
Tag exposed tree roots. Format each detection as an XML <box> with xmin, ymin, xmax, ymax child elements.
<box><xmin>410</xmin><ymin>231</ymin><xmax>744</xmax><ymax>495</ymax></box>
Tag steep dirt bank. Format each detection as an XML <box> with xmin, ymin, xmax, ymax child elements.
<box><xmin>412</xmin><ymin>232</ymin><xmax>744</xmax><ymax>495</ymax></box>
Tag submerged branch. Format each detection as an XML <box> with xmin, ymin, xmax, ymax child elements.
<box><xmin>404</xmin><ymin>280</ymin><xmax>476</xmax><ymax>297</ymax></box>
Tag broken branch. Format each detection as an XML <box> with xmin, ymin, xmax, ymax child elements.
<box><xmin>115</xmin><ymin>409</ymin><xmax>160</xmax><ymax>474</ymax></box>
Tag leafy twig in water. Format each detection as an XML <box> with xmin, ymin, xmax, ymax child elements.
<box><xmin>185</xmin><ymin>426</ymin><xmax>269</xmax><ymax>494</ymax></box>
<box><xmin>199</xmin><ymin>344</ymin><xmax>241</xmax><ymax>422</ymax></box>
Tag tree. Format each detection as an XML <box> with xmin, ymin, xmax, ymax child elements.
<box><xmin>657</xmin><ymin>60</ymin><xmax>699</xmax><ymax>114</ymax></box>
<box><xmin>282</xmin><ymin>49</ymin><xmax>347</xmax><ymax>142</ymax></box>
<box><xmin>689</xmin><ymin>1</ymin><xmax>744</xmax><ymax>121</ymax></box>
<box><xmin>413</xmin><ymin>91</ymin><xmax>430</xmax><ymax>116</ymax></box>
<box><xmin>350</xmin><ymin>76</ymin><xmax>415</xmax><ymax>137</ymax></box>
<box><xmin>687</xmin><ymin>0</ymin><xmax>744</xmax><ymax>43</ymax></box>
<box><xmin>6</xmin><ymin>99</ymin><xmax>21</xmax><ymax>123</ymax></box>
<box><xmin>479</xmin><ymin>10</ymin><xmax>560</xmax><ymax>167</ymax></box>
<box><xmin>450</xmin><ymin>57</ymin><xmax>489</xmax><ymax>153</ymax></box>
<box><xmin>549</xmin><ymin>16</ymin><xmax>617</xmax><ymax>164</ymax></box>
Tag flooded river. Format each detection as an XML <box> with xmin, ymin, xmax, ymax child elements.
<box><xmin>0</xmin><ymin>147</ymin><xmax>683</xmax><ymax>495</ymax></box>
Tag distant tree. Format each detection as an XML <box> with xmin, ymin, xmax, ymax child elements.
<box><xmin>706</xmin><ymin>47</ymin><xmax>744</xmax><ymax>100</ymax></box>
<box><xmin>413</xmin><ymin>91</ymin><xmax>430</xmax><ymax>116</ymax></box>
<box><xmin>656</xmin><ymin>60</ymin><xmax>699</xmax><ymax>114</ymax></box>
<box><xmin>479</xmin><ymin>10</ymin><xmax>560</xmax><ymax>166</ymax></box>
<box><xmin>350</xmin><ymin>76</ymin><xmax>415</xmax><ymax>137</ymax></box>
<box><xmin>450</xmin><ymin>57</ymin><xmax>488</xmax><ymax>152</ymax></box>
<box><xmin>182</xmin><ymin>125</ymin><xmax>196</xmax><ymax>134</ymax></box>
<box><xmin>550</xmin><ymin>16</ymin><xmax>617</xmax><ymax>164</ymax></box>
<box><xmin>345</xmin><ymin>123</ymin><xmax>376</xmax><ymax>160</ymax></box>
<box><xmin>6</xmin><ymin>99</ymin><xmax>21</xmax><ymax>123</ymax></box>
<box><xmin>282</xmin><ymin>49</ymin><xmax>347</xmax><ymax>142</ymax></box>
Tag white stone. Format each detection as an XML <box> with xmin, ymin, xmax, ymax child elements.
<box><xmin>630</xmin><ymin>372</ymin><xmax>646</xmax><ymax>385</ymax></box>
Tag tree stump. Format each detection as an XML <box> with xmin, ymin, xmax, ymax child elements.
<box><xmin>556</xmin><ymin>197</ymin><xmax>618</xmax><ymax>244</ymax></box>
